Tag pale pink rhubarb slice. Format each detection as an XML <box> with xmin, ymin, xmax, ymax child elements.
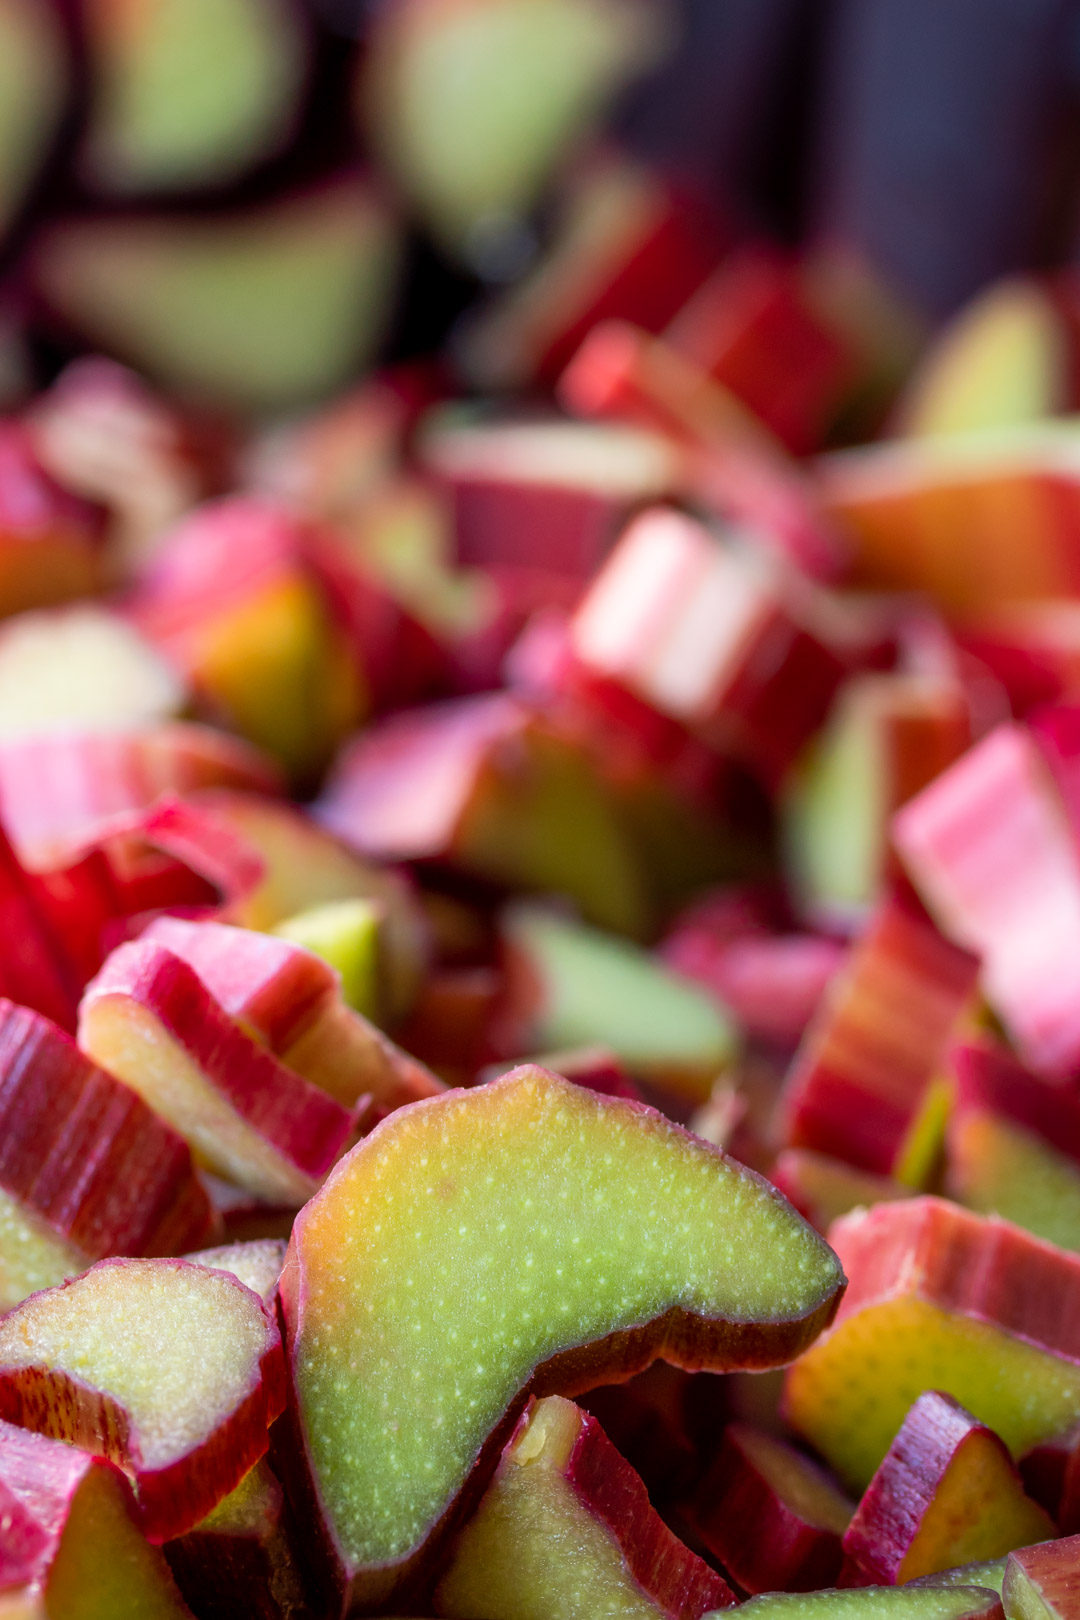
<box><xmin>0</xmin><ymin>1417</ymin><xmax>193</xmax><ymax>1619</ymax></box>
<box><xmin>841</xmin><ymin>1393</ymin><xmax>1053</xmax><ymax>1584</ymax></box>
<box><xmin>1003</xmin><ymin>1536</ymin><xmax>1080</xmax><ymax>1620</ymax></box>
<box><xmin>785</xmin><ymin>1198</ymin><xmax>1080</xmax><ymax>1492</ymax></box>
<box><xmin>282</xmin><ymin>1065</ymin><xmax>844</xmax><ymax>1609</ymax></box>
<box><xmin>434</xmin><ymin>1394</ymin><xmax>734</xmax><ymax>1619</ymax></box>
<box><xmin>0</xmin><ymin>1257</ymin><xmax>285</xmax><ymax>1542</ymax></box>
<box><xmin>77</xmin><ymin>938</ymin><xmax>355</xmax><ymax>1204</ymax></box>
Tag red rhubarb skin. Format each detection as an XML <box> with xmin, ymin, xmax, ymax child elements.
<box><xmin>0</xmin><ymin>1261</ymin><xmax>286</xmax><ymax>1544</ymax></box>
<box><xmin>1005</xmin><ymin>1534</ymin><xmax>1080</xmax><ymax>1619</ymax></box>
<box><xmin>0</xmin><ymin>1419</ymin><xmax>103</xmax><ymax>1590</ymax></box>
<box><xmin>951</xmin><ymin>1039</ymin><xmax>1080</xmax><ymax>1167</ymax></box>
<box><xmin>79</xmin><ymin>941</ymin><xmax>354</xmax><ymax>1182</ymax></box>
<box><xmin>0</xmin><ymin>997</ymin><xmax>216</xmax><ymax>1259</ymax></box>
<box><xmin>0</xmin><ymin>824</ymin><xmax>81</xmax><ymax>1030</ymax></box>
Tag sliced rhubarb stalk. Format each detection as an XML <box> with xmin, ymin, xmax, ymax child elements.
<box><xmin>0</xmin><ymin>0</ymin><xmax>68</xmax><ymax>239</ymax></box>
<box><xmin>281</xmin><ymin>1065</ymin><xmax>844</xmax><ymax>1608</ymax></box>
<box><xmin>770</xmin><ymin>1151</ymin><xmax>912</xmax><ymax>1237</ymax></box>
<box><xmin>908</xmin><ymin>1560</ymin><xmax>1007</xmax><ymax>1596</ymax></box>
<box><xmin>0</xmin><ymin>1418</ymin><xmax>193</xmax><ymax>1619</ymax></box>
<box><xmin>185</xmin><ymin>1240</ymin><xmax>285</xmax><ymax>1307</ymax></box>
<box><xmin>434</xmin><ymin>1394</ymin><xmax>734</xmax><ymax>1619</ymax></box>
<box><xmin>273</xmin><ymin>898</ymin><xmax>382</xmax><ymax>1020</ymax></box>
<box><xmin>0</xmin><ymin>1257</ymin><xmax>285</xmax><ymax>1542</ymax></box>
<box><xmin>568</xmin><ymin>506</ymin><xmax>848</xmax><ymax>787</ymax></box>
<box><xmin>690</xmin><ymin>1422</ymin><xmax>853</xmax><ymax>1594</ymax></box>
<box><xmin>893</xmin><ymin>720</ymin><xmax>1080</xmax><ymax>1078</ymax></box>
<box><xmin>785</xmin><ymin>1198</ymin><xmax>1080</xmax><ymax>1492</ymax></box>
<box><xmin>724</xmin><ymin>1587</ymin><xmax>1003</xmax><ymax>1620</ymax></box>
<box><xmin>781</xmin><ymin>896</ymin><xmax>978</xmax><ymax>1185</ymax></box>
<box><xmin>164</xmin><ymin>1458</ymin><xmax>305</xmax><ymax>1620</ymax></box>
<box><xmin>841</xmin><ymin>1392</ymin><xmax>1053</xmax><ymax>1584</ymax></box>
<box><xmin>78</xmin><ymin>939</ymin><xmax>355</xmax><ymax>1204</ymax></box>
<box><xmin>661</xmin><ymin>919</ymin><xmax>844</xmax><ymax>1048</ymax></box>
<box><xmin>1003</xmin><ymin>1535</ymin><xmax>1080</xmax><ymax>1620</ymax></box>
<box><xmin>0</xmin><ymin>825</ymin><xmax>80</xmax><ymax>1030</ymax></box>
<box><xmin>0</xmin><ymin>424</ymin><xmax>106</xmax><ymax>618</ymax></box>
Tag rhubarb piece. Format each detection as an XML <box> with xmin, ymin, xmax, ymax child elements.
<box><xmin>164</xmin><ymin>1458</ymin><xmax>306</xmax><ymax>1620</ymax></box>
<box><xmin>0</xmin><ymin>998</ymin><xmax>216</xmax><ymax>1306</ymax></box>
<box><xmin>498</xmin><ymin>904</ymin><xmax>737</xmax><ymax>1101</ymax></box>
<box><xmin>785</xmin><ymin>1198</ymin><xmax>1080</xmax><ymax>1491</ymax></box>
<box><xmin>771</xmin><ymin>1151</ymin><xmax>912</xmax><ymax>1237</ymax></box>
<box><xmin>945</xmin><ymin>1041</ymin><xmax>1080</xmax><ymax>1252</ymax></box>
<box><xmin>32</xmin><ymin>180</ymin><xmax>402</xmax><ymax>411</ymax></box>
<box><xmin>568</xmin><ymin>506</ymin><xmax>848</xmax><ymax>786</ymax></box>
<box><xmin>418</xmin><ymin>409</ymin><xmax>680</xmax><ymax>581</ymax></box>
<box><xmin>0</xmin><ymin>425</ymin><xmax>106</xmax><ymax>617</ymax></box>
<box><xmin>0</xmin><ymin>1419</ymin><xmax>193</xmax><ymax>1619</ymax></box>
<box><xmin>781</xmin><ymin>896</ymin><xmax>978</xmax><ymax>1185</ymax></box>
<box><xmin>894</xmin><ymin>720</ymin><xmax>1080</xmax><ymax>1078</ymax></box>
<box><xmin>1003</xmin><ymin>1535</ymin><xmax>1080</xmax><ymax>1620</ymax></box>
<box><xmin>909</xmin><ymin>1561</ymin><xmax>1007</xmax><ymax>1596</ymax></box>
<box><xmin>360</xmin><ymin>0</ymin><xmax>664</xmax><ymax>259</ymax></box>
<box><xmin>274</xmin><ymin>899</ymin><xmax>382</xmax><ymax>1020</ymax></box>
<box><xmin>434</xmin><ymin>1394</ymin><xmax>734</xmax><ymax>1619</ymax></box>
<box><xmin>954</xmin><ymin>605</ymin><xmax>1080</xmax><ymax>718</ymax></box>
<box><xmin>690</xmin><ymin>1422</ymin><xmax>854</xmax><ymax>1594</ymax></box>
<box><xmin>719</xmin><ymin>1589</ymin><xmax>1003</xmax><ymax>1620</ymax></box>
<box><xmin>784</xmin><ymin>673</ymin><xmax>971</xmax><ymax>928</ymax></box>
<box><xmin>1020</xmin><ymin>1426</ymin><xmax>1080</xmax><ymax>1522</ymax></box>
<box><xmin>0</xmin><ymin>0</ymin><xmax>67</xmax><ymax>238</ymax></box>
<box><xmin>842</xmin><ymin>1393</ymin><xmax>1053</xmax><ymax>1585</ymax></box>
<box><xmin>138</xmin><ymin>914</ymin><xmax>441</xmax><ymax>1114</ymax></box>
<box><xmin>185</xmin><ymin>1240</ymin><xmax>285</xmax><ymax>1306</ymax></box>
<box><xmin>0</xmin><ymin>824</ymin><xmax>82</xmax><ymax>1030</ymax></box>
<box><xmin>0</xmin><ymin>1256</ymin><xmax>285</xmax><ymax>1541</ymax></box>
<box><xmin>80</xmin><ymin>0</ymin><xmax>309</xmax><ymax>194</ymax></box>
<box><xmin>661</xmin><ymin>916</ymin><xmax>844</xmax><ymax>1048</ymax></box>
<box><xmin>78</xmin><ymin>936</ymin><xmax>355</xmax><ymax>1203</ymax></box>
<box><xmin>894</xmin><ymin>280</ymin><xmax>1069</xmax><ymax>439</ymax></box>
<box><xmin>281</xmin><ymin>1064</ymin><xmax>844</xmax><ymax>1608</ymax></box>
<box><xmin>317</xmin><ymin>693</ymin><xmax>652</xmax><ymax>938</ymax></box>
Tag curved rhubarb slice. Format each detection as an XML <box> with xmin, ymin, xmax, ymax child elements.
<box><xmin>434</xmin><ymin>1394</ymin><xmax>734</xmax><ymax>1620</ymax></box>
<box><xmin>841</xmin><ymin>1393</ymin><xmax>1053</xmax><ymax>1584</ymax></box>
<box><xmin>78</xmin><ymin>938</ymin><xmax>355</xmax><ymax>1204</ymax></box>
<box><xmin>1003</xmin><ymin>1535</ymin><xmax>1080</xmax><ymax>1620</ymax></box>
<box><xmin>717</xmin><ymin>1588</ymin><xmax>1004</xmax><ymax>1620</ymax></box>
<box><xmin>0</xmin><ymin>999</ymin><xmax>216</xmax><ymax>1308</ymax></box>
<box><xmin>281</xmin><ymin>1065</ymin><xmax>844</xmax><ymax>1608</ymax></box>
<box><xmin>0</xmin><ymin>1257</ymin><xmax>285</xmax><ymax>1543</ymax></box>
<box><xmin>0</xmin><ymin>1418</ymin><xmax>193</xmax><ymax>1619</ymax></box>
<box><xmin>785</xmin><ymin>1199</ymin><xmax>1080</xmax><ymax>1492</ymax></box>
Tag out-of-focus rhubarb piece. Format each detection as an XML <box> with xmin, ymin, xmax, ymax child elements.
<box><xmin>77</xmin><ymin>937</ymin><xmax>355</xmax><ymax>1204</ymax></box>
<box><xmin>893</xmin><ymin>280</ymin><xmax>1069</xmax><ymax>440</ymax></box>
<box><xmin>0</xmin><ymin>424</ymin><xmax>107</xmax><ymax>616</ymax></box>
<box><xmin>163</xmin><ymin>1458</ymin><xmax>307</xmax><ymax>1620</ymax></box>
<box><xmin>841</xmin><ymin>1392</ymin><xmax>1053</xmax><ymax>1586</ymax></box>
<box><xmin>138</xmin><ymin>914</ymin><xmax>442</xmax><ymax>1115</ymax></box>
<box><xmin>944</xmin><ymin>1041</ymin><xmax>1080</xmax><ymax>1252</ymax></box>
<box><xmin>192</xmin><ymin>790</ymin><xmax>429</xmax><ymax>1023</ymax></box>
<box><xmin>200</xmin><ymin>1177</ymin><xmax>294</xmax><ymax>1247</ymax></box>
<box><xmin>417</xmin><ymin>408</ymin><xmax>681</xmax><ymax>581</ymax></box>
<box><xmin>665</xmin><ymin>248</ymin><xmax>861</xmax><ymax>455</ymax></box>
<box><xmin>79</xmin><ymin>0</ymin><xmax>309</xmax><ymax>195</ymax></box>
<box><xmin>0</xmin><ymin>722</ymin><xmax>279</xmax><ymax>872</ymax></box>
<box><xmin>0</xmin><ymin>607</ymin><xmax>184</xmax><ymax>741</ymax></box>
<box><xmin>0</xmin><ymin>0</ymin><xmax>67</xmax><ymax>240</ymax></box>
<box><xmin>396</xmin><ymin>966</ymin><xmax>502</xmax><ymax>1085</ymax></box>
<box><xmin>818</xmin><ymin>426</ymin><xmax>1080</xmax><ymax>614</ymax></box>
<box><xmin>784</xmin><ymin>672</ymin><xmax>972</xmax><ymax>929</ymax></box>
<box><xmin>718</xmin><ymin>1588</ymin><xmax>1004</xmax><ymax>1620</ymax></box>
<box><xmin>954</xmin><ymin>604</ymin><xmax>1080</xmax><ymax>718</ymax></box>
<box><xmin>1018</xmin><ymin>1425</ymin><xmax>1080</xmax><ymax>1522</ymax></box>
<box><xmin>0</xmin><ymin>1418</ymin><xmax>194</xmax><ymax>1620</ymax></box>
<box><xmin>496</xmin><ymin>903</ymin><xmax>737</xmax><ymax>1101</ymax></box>
<box><xmin>317</xmin><ymin>692</ymin><xmax>652</xmax><ymax>938</ymax></box>
<box><xmin>1003</xmin><ymin>1535</ymin><xmax>1080</xmax><ymax>1620</ymax></box>
<box><xmin>0</xmin><ymin>826</ymin><xmax>81</xmax><ymax>1030</ymax></box>
<box><xmin>185</xmin><ymin>1240</ymin><xmax>285</xmax><ymax>1307</ymax></box>
<box><xmin>456</xmin><ymin>151</ymin><xmax>725</xmax><ymax>389</ymax></box>
<box><xmin>31</xmin><ymin>179</ymin><xmax>403</xmax><ymax>412</ymax></box>
<box><xmin>770</xmin><ymin>1151</ymin><xmax>912</xmax><ymax>1238</ymax></box>
<box><xmin>780</xmin><ymin>896</ymin><xmax>978</xmax><ymax>1186</ymax></box>
<box><xmin>567</xmin><ymin>506</ymin><xmax>849</xmax><ymax>788</ymax></box>
<box><xmin>689</xmin><ymin>1422</ymin><xmax>853</xmax><ymax>1595</ymax></box>
<box><xmin>434</xmin><ymin>1394</ymin><xmax>734</xmax><ymax>1620</ymax></box>
<box><xmin>0</xmin><ymin>1256</ymin><xmax>285</xmax><ymax>1542</ymax></box>
<box><xmin>281</xmin><ymin>1065</ymin><xmax>844</xmax><ymax>1610</ymax></box>
<box><xmin>273</xmin><ymin>898</ymin><xmax>382</xmax><ymax>1020</ymax></box>
<box><xmin>561</xmin><ymin>321</ymin><xmax>846</xmax><ymax>581</ymax></box>
<box><xmin>578</xmin><ymin>1360</ymin><xmax>698</xmax><ymax>1507</ymax></box>
<box><xmin>359</xmin><ymin>0</ymin><xmax>666</xmax><ymax>262</ymax></box>
<box><xmin>1054</xmin><ymin>1430</ymin><xmax>1080</xmax><ymax>1534</ymax></box>
<box><xmin>0</xmin><ymin>998</ymin><xmax>216</xmax><ymax>1306</ymax></box>
<box><xmin>893</xmin><ymin>720</ymin><xmax>1080</xmax><ymax>1079</ymax></box>
<box><xmin>785</xmin><ymin>1197</ymin><xmax>1080</xmax><ymax>1493</ymax></box>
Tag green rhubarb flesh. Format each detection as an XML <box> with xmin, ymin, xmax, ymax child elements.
<box><xmin>785</xmin><ymin>697</ymin><xmax>882</xmax><ymax>923</ymax></box>
<box><xmin>911</xmin><ymin>1561</ymin><xmax>1008</xmax><ymax>1597</ymax></box>
<box><xmin>274</xmin><ymin>899</ymin><xmax>383</xmax><ymax>1020</ymax></box>
<box><xmin>725</xmin><ymin>1588</ymin><xmax>1002</xmax><ymax>1620</ymax></box>
<box><xmin>948</xmin><ymin>1113</ymin><xmax>1080</xmax><ymax>1254</ymax></box>
<box><xmin>0</xmin><ymin>1187</ymin><xmax>87</xmax><ymax>1311</ymax></box>
<box><xmin>46</xmin><ymin>1465</ymin><xmax>190</xmax><ymax>1620</ymax></box>
<box><xmin>287</xmin><ymin>1067</ymin><xmax>840</xmax><ymax>1574</ymax></box>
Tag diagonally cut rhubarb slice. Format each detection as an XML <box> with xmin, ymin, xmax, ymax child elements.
<box><xmin>281</xmin><ymin>1064</ymin><xmax>844</xmax><ymax>1610</ymax></box>
<box><xmin>1003</xmin><ymin>1535</ymin><xmax>1080</xmax><ymax>1620</ymax></box>
<box><xmin>434</xmin><ymin>1394</ymin><xmax>734</xmax><ymax>1620</ymax></box>
<box><xmin>0</xmin><ymin>1257</ymin><xmax>285</xmax><ymax>1544</ymax></box>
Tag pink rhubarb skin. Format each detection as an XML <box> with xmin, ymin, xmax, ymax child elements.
<box><xmin>0</xmin><ymin>1258</ymin><xmax>286</xmax><ymax>1544</ymax></box>
<box><xmin>434</xmin><ymin>1394</ymin><xmax>736</xmax><ymax>1620</ymax></box>
<box><xmin>781</xmin><ymin>895</ymin><xmax>978</xmax><ymax>1182</ymax></box>
<box><xmin>893</xmin><ymin>719</ymin><xmax>1080</xmax><ymax>1079</ymax></box>
<box><xmin>950</xmin><ymin>1038</ymin><xmax>1080</xmax><ymax>1162</ymax></box>
<box><xmin>0</xmin><ymin>826</ymin><xmax>81</xmax><ymax>1031</ymax></box>
<box><xmin>77</xmin><ymin>938</ymin><xmax>356</xmax><ymax>1203</ymax></box>
<box><xmin>1004</xmin><ymin>1535</ymin><xmax>1080</xmax><ymax>1620</ymax></box>
<box><xmin>0</xmin><ymin>996</ymin><xmax>216</xmax><ymax>1264</ymax></box>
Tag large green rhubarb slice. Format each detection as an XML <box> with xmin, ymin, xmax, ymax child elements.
<box><xmin>281</xmin><ymin>1065</ymin><xmax>844</xmax><ymax>1610</ymax></box>
<box><xmin>718</xmin><ymin>1589</ymin><xmax>1005</xmax><ymax>1620</ymax></box>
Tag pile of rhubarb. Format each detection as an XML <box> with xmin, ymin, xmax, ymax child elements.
<box><xmin>8</xmin><ymin>3</ymin><xmax>1080</xmax><ymax>1620</ymax></box>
